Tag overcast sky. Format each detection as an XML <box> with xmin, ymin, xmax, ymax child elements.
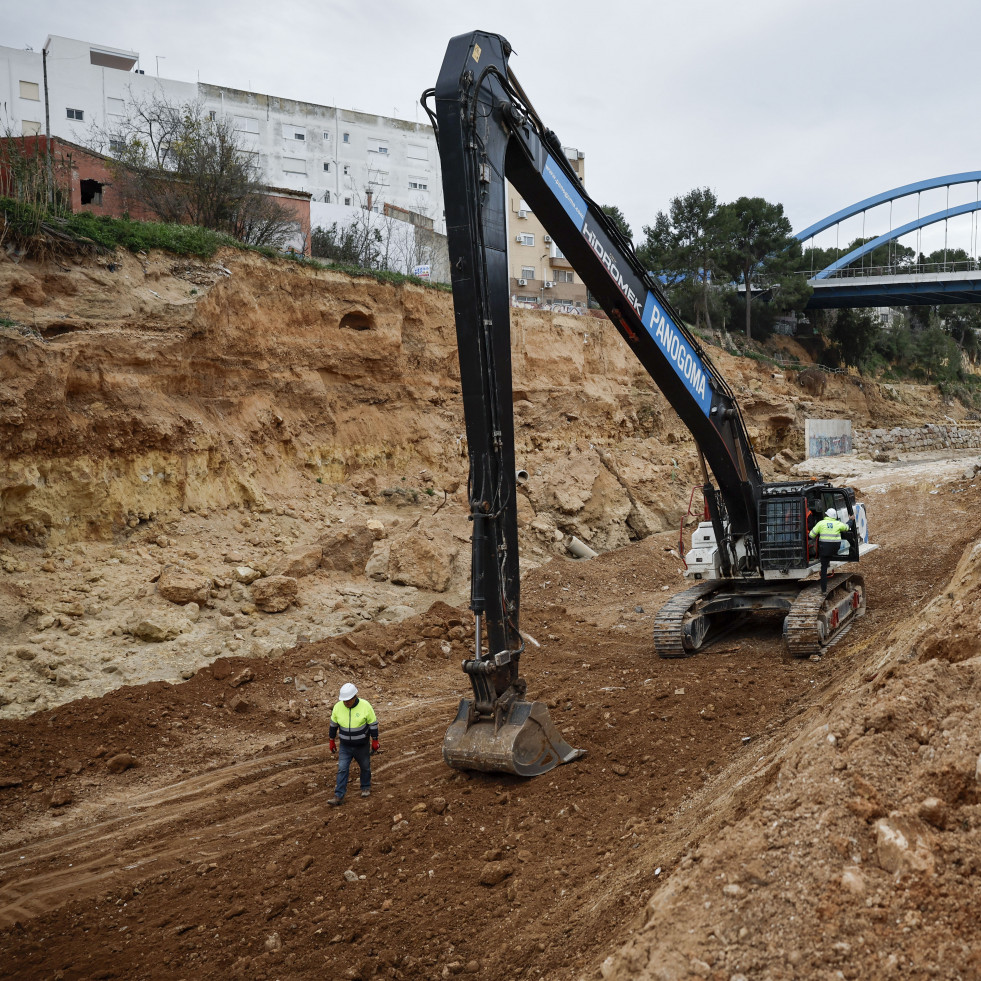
<box><xmin>5</xmin><ymin>0</ymin><xmax>981</xmax><ymax>254</ymax></box>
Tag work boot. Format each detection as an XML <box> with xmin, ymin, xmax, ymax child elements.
<box><xmin>360</xmin><ymin>788</ymin><xmax>371</xmax><ymax>798</ymax></box>
<box><xmin>327</xmin><ymin>796</ymin><xmax>343</xmax><ymax>806</ymax></box>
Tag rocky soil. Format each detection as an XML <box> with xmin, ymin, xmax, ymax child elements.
<box><xmin>1</xmin><ymin>247</ymin><xmax>980</xmax><ymax>980</ymax></box>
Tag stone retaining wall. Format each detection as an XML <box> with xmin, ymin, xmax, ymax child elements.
<box><xmin>854</xmin><ymin>423</ymin><xmax>981</xmax><ymax>457</ymax></box>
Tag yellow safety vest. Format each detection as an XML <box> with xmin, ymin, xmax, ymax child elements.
<box><xmin>809</xmin><ymin>517</ymin><xmax>849</xmax><ymax>542</ymax></box>
<box><xmin>329</xmin><ymin>698</ymin><xmax>378</xmax><ymax>744</ymax></box>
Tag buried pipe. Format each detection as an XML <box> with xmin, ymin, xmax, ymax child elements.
<box><xmin>515</xmin><ymin>469</ymin><xmax>529</xmax><ymax>484</ymax></box>
<box><xmin>568</xmin><ymin>536</ymin><xmax>599</xmax><ymax>560</ymax></box>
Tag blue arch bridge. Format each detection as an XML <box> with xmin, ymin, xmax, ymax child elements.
<box><xmin>795</xmin><ymin>172</ymin><xmax>981</xmax><ymax>308</ymax></box>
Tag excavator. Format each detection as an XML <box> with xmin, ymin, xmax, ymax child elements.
<box><xmin>422</xmin><ymin>30</ymin><xmax>876</xmax><ymax>778</ymax></box>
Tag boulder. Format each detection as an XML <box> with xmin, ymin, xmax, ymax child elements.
<box><xmin>157</xmin><ymin>565</ymin><xmax>212</xmax><ymax>606</ymax></box>
<box><xmin>251</xmin><ymin>575</ymin><xmax>298</xmax><ymax>613</ymax></box>
<box><xmin>271</xmin><ymin>544</ymin><xmax>323</xmax><ymax>579</ymax></box>
<box><xmin>389</xmin><ymin>531</ymin><xmax>459</xmax><ymax>593</ymax></box>
<box><xmin>133</xmin><ymin>613</ymin><xmax>191</xmax><ymax>642</ymax></box>
<box><xmin>320</xmin><ymin>525</ymin><xmax>376</xmax><ymax>575</ymax></box>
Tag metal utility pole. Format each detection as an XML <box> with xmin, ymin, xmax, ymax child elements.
<box><xmin>42</xmin><ymin>46</ymin><xmax>53</xmax><ymax>207</ymax></box>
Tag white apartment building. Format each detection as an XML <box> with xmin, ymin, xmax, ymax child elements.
<box><xmin>0</xmin><ymin>35</ymin><xmax>445</xmax><ymax>235</ymax></box>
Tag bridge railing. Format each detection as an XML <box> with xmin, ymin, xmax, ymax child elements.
<box><xmin>800</xmin><ymin>259</ymin><xmax>981</xmax><ymax>281</ymax></box>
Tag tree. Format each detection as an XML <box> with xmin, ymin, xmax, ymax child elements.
<box><xmin>829</xmin><ymin>307</ymin><xmax>880</xmax><ymax>368</ymax></box>
<box><xmin>718</xmin><ymin>196</ymin><xmax>798</xmax><ymax>340</ymax></box>
<box><xmin>90</xmin><ymin>92</ymin><xmax>297</xmax><ymax>247</ymax></box>
<box><xmin>638</xmin><ymin>187</ymin><xmax>731</xmax><ymax>330</ymax></box>
<box><xmin>601</xmin><ymin>204</ymin><xmax>633</xmax><ymax>244</ymax></box>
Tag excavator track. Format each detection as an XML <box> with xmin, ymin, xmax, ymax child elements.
<box><xmin>653</xmin><ymin>581</ymin><xmax>720</xmax><ymax>658</ymax></box>
<box><xmin>783</xmin><ymin>574</ymin><xmax>866</xmax><ymax>658</ymax></box>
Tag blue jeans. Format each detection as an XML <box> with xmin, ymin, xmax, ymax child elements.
<box><xmin>334</xmin><ymin>740</ymin><xmax>371</xmax><ymax>799</ymax></box>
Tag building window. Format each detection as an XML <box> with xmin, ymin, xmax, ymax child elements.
<box><xmin>283</xmin><ymin>157</ymin><xmax>307</xmax><ymax>174</ymax></box>
<box><xmin>521</xmin><ymin>266</ymin><xmax>536</xmax><ymax>280</ymax></box>
<box><xmin>22</xmin><ymin>120</ymin><xmax>41</xmax><ymax>136</ymax></box>
<box><xmin>555</xmin><ymin>270</ymin><xmax>575</xmax><ymax>283</ymax></box>
<box><xmin>342</xmin><ymin>132</ymin><xmax>350</xmax><ymax>143</ymax></box>
<box><xmin>209</xmin><ymin>110</ymin><xmax>217</xmax><ymax>121</ymax></box>
<box><xmin>344</xmin><ymin>196</ymin><xmax>351</xmax><ymax>206</ymax></box>
<box><xmin>323</xmin><ymin>190</ymin><xmax>330</xmax><ymax>203</ymax></box>
<box><xmin>234</xmin><ymin>115</ymin><xmax>259</xmax><ymax>134</ymax></box>
<box><xmin>407</xmin><ymin>143</ymin><xmax>427</xmax><ymax>161</ymax></box>
<box><xmin>19</xmin><ymin>81</ymin><xmax>40</xmax><ymax>100</ymax></box>
<box><xmin>80</xmin><ymin>179</ymin><xmax>104</xmax><ymax>205</ymax></box>
<box><xmin>293</xmin><ymin>131</ymin><xmax>305</xmax><ymax>141</ymax></box>
<box><xmin>323</xmin><ymin>162</ymin><xmax>330</xmax><ymax>172</ymax></box>
<box><xmin>106</xmin><ymin>96</ymin><xmax>125</xmax><ymax>117</ymax></box>
<box><xmin>343</xmin><ymin>165</ymin><xmax>350</xmax><ymax>175</ymax></box>
<box><xmin>517</xmin><ymin>233</ymin><xmax>535</xmax><ymax>247</ymax></box>
<box><xmin>323</xmin><ymin>131</ymin><xmax>330</xmax><ymax>140</ymax></box>
<box><xmin>408</xmin><ymin>179</ymin><xmax>428</xmax><ymax>191</ymax></box>
<box><xmin>109</xmin><ymin>138</ymin><xmax>124</xmax><ymax>153</ymax></box>
<box><xmin>67</xmin><ymin>108</ymin><xmax>84</xmax><ymax>120</ymax></box>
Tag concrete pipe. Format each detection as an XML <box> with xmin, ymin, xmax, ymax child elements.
<box><xmin>568</xmin><ymin>536</ymin><xmax>598</xmax><ymax>560</ymax></box>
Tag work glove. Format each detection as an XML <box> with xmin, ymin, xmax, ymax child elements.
<box><xmin>371</xmin><ymin>739</ymin><xmax>380</xmax><ymax>753</ymax></box>
<box><xmin>329</xmin><ymin>739</ymin><xmax>337</xmax><ymax>753</ymax></box>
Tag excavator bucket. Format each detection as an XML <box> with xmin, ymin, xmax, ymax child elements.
<box><xmin>443</xmin><ymin>698</ymin><xmax>585</xmax><ymax>776</ymax></box>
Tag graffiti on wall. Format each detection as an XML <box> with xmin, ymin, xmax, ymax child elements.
<box><xmin>808</xmin><ymin>432</ymin><xmax>853</xmax><ymax>458</ymax></box>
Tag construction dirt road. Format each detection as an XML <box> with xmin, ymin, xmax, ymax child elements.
<box><xmin>2</xmin><ymin>249</ymin><xmax>981</xmax><ymax>980</ymax></box>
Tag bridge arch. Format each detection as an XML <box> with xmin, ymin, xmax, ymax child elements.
<box><xmin>795</xmin><ymin>171</ymin><xmax>981</xmax><ymax>243</ymax></box>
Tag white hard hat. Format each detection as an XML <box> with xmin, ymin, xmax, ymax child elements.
<box><xmin>825</xmin><ymin>508</ymin><xmax>837</xmax><ymax>521</ymax></box>
<box><xmin>339</xmin><ymin>682</ymin><xmax>358</xmax><ymax>701</ymax></box>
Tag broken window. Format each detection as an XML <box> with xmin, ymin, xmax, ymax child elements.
<box><xmin>80</xmin><ymin>179</ymin><xmax>104</xmax><ymax>206</ymax></box>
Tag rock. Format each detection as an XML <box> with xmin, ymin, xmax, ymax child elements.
<box><xmin>272</xmin><ymin>545</ymin><xmax>323</xmax><ymax>579</ymax></box>
<box><xmin>320</xmin><ymin>526</ymin><xmax>376</xmax><ymax>575</ymax></box>
<box><xmin>50</xmin><ymin>788</ymin><xmax>73</xmax><ymax>808</ymax></box>
<box><xmin>133</xmin><ymin>614</ymin><xmax>189</xmax><ymax>642</ymax></box>
<box><xmin>229</xmin><ymin>667</ymin><xmax>254</xmax><ymax>688</ymax></box>
<box><xmin>431</xmin><ymin>797</ymin><xmax>447</xmax><ymax>815</ymax></box>
<box><xmin>918</xmin><ymin>797</ymin><xmax>948</xmax><ymax>829</ymax></box>
<box><xmin>389</xmin><ymin>530</ymin><xmax>459</xmax><ymax>592</ymax></box>
<box><xmin>106</xmin><ymin>753</ymin><xmax>138</xmax><ymax>774</ymax></box>
<box><xmin>365</xmin><ymin>543</ymin><xmax>392</xmax><ymax>582</ymax></box>
<box><xmin>840</xmin><ymin>866</ymin><xmax>865</xmax><ymax>896</ymax></box>
<box><xmin>228</xmin><ymin>694</ymin><xmax>250</xmax><ymax>713</ymax></box>
<box><xmin>157</xmin><ymin>565</ymin><xmax>212</xmax><ymax>605</ymax></box>
<box><xmin>0</xmin><ymin>775</ymin><xmax>23</xmax><ymax>788</ymax></box>
<box><xmin>874</xmin><ymin>816</ymin><xmax>934</xmax><ymax>874</ymax></box>
<box><xmin>797</xmin><ymin>367</ymin><xmax>828</xmax><ymax>396</ymax></box>
<box><xmin>478</xmin><ymin>862</ymin><xmax>513</xmax><ymax>887</ymax></box>
<box><xmin>211</xmin><ymin>659</ymin><xmax>232</xmax><ymax>681</ymax></box>
<box><xmin>343</xmin><ymin>870</ymin><xmax>359</xmax><ymax>883</ymax></box>
<box><xmin>183</xmin><ymin>602</ymin><xmax>201</xmax><ymax>622</ymax></box>
<box><xmin>264</xmin><ymin>932</ymin><xmax>282</xmax><ymax>952</ymax></box>
<box><xmin>232</xmin><ymin>566</ymin><xmax>262</xmax><ymax>584</ymax></box>
<box><xmin>252</xmin><ymin>576</ymin><xmax>298</xmax><ymax>613</ymax></box>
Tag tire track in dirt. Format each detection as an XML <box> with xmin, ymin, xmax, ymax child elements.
<box><xmin>0</xmin><ymin>698</ymin><xmax>455</xmax><ymax>928</ymax></box>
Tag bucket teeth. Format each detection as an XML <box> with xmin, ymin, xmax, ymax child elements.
<box><xmin>443</xmin><ymin>698</ymin><xmax>585</xmax><ymax>776</ymax></box>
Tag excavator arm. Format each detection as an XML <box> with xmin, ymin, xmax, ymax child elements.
<box><xmin>425</xmin><ymin>31</ymin><xmax>771</xmax><ymax>775</ymax></box>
